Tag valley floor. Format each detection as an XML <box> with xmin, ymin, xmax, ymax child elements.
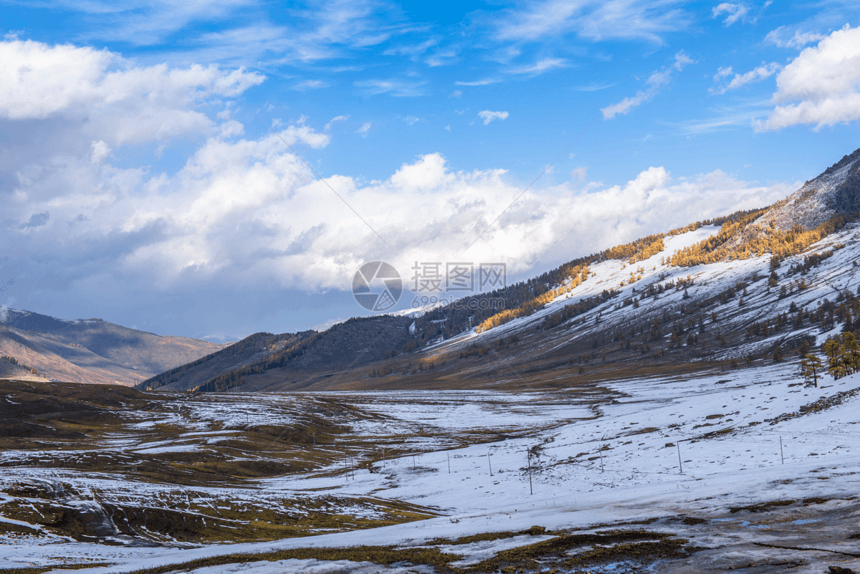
<box><xmin>2</xmin><ymin>361</ymin><xmax>860</xmax><ymax>573</ymax></box>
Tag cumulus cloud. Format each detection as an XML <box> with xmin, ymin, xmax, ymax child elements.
<box><xmin>0</xmin><ymin>39</ymin><xmax>797</xmax><ymax>329</ymax></box>
<box><xmin>711</xmin><ymin>62</ymin><xmax>780</xmax><ymax>94</ymax></box>
<box><xmin>0</xmin><ymin>39</ymin><xmax>264</xmax><ymax>145</ymax></box>
<box><xmin>478</xmin><ymin>110</ymin><xmax>509</xmax><ymax>125</ymax></box>
<box><xmin>602</xmin><ymin>51</ymin><xmax>694</xmax><ymax>119</ymax></box>
<box><xmin>756</xmin><ymin>25</ymin><xmax>860</xmax><ymax>131</ymax></box>
<box><xmin>6</xmin><ymin>136</ymin><xmax>794</xmax><ymax>299</ymax></box>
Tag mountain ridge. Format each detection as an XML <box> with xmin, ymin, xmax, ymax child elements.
<box><xmin>0</xmin><ymin>309</ymin><xmax>224</xmax><ymax>386</ymax></box>
<box><xmin>137</xmin><ymin>146</ymin><xmax>860</xmax><ymax>394</ymax></box>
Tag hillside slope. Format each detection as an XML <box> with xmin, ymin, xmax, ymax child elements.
<box><xmin>139</xmin><ymin>316</ymin><xmax>414</xmax><ymax>392</ymax></box>
<box><xmin>0</xmin><ymin>310</ymin><xmax>223</xmax><ymax>386</ymax></box>
<box><xmin>148</xmin><ymin>147</ymin><xmax>860</xmax><ymax>393</ymax></box>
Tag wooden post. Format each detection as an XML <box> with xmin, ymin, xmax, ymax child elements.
<box><xmin>488</xmin><ymin>450</ymin><xmax>493</xmax><ymax>476</ymax></box>
<box><xmin>677</xmin><ymin>442</ymin><xmax>683</xmax><ymax>474</ymax></box>
<box><xmin>780</xmin><ymin>436</ymin><xmax>784</xmax><ymax>465</ymax></box>
<box><xmin>527</xmin><ymin>450</ymin><xmax>533</xmax><ymax>496</ymax></box>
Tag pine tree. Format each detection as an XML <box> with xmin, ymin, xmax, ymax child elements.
<box><xmin>799</xmin><ymin>354</ymin><xmax>822</xmax><ymax>388</ymax></box>
<box><xmin>823</xmin><ymin>336</ymin><xmax>844</xmax><ymax>379</ymax></box>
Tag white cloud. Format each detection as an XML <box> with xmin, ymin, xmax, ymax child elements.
<box><xmin>756</xmin><ymin>25</ymin><xmax>860</xmax><ymax>131</ymax></box>
<box><xmin>354</xmin><ymin>79</ymin><xmax>426</xmax><ymax>97</ymax></box>
<box><xmin>0</xmin><ymin>39</ymin><xmax>264</xmax><ymax>146</ymax></box>
<box><xmin>764</xmin><ymin>26</ymin><xmax>825</xmax><ymax>49</ymax></box>
<box><xmin>91</xmin><ymin>140</ymin><xmax>112</xmax><ymax>164</ymax></box>
<box><xmin>495</xmin><ymin>0</ymin><xmax>688</xmax><ymax>43</ymax></box>
<box><xmin>450</xmin><ymin>90</ymin><xmax>462</xmax><ymax>98</ymax></box>
<box><xmin>714</xmin><ymin>66</ymin><xmax>733</xmax><ymax>81</ymax></box>
<box><xmin>357</xmin><ymin>122</ymin><xmax>372</xmax><ymax>136</ymax></box>
<box><xmin>325</xmin><ymin>115</ymin><xmax>349</xmax><ymax>131</ymax></box>
<box><xmin>711</xmin><ymin>62</ymin><xmax>780</xmax><ymax>94</ymax></box>
<box><xmin>712</xmin><ymin>3</ymin><xmax>749</xmax><ymax>26</ymax></box>
<box><xmin>0</xmin><ymin>39</ymin><xmax>798</xmax><ymax>326</ymax></box>
<box><xmin>292</xmin><ymin>79</ymin><xmax>329</xmax><ymax>91</ymax></box>
<box><xmin>403</xmin><ymin>116</ymin><xmax>420</xmax><ymax>125</ymax></box>
<box><xmin>64</xmin><ymin>0</ymin><xmax>255</xmax><ymax>46</ymax></box>
<box><xmin>602</xmin><ymin>51</ymin><xmax>694</xmax><ymax>119</ymax></box>
<box><xmin>455</xmin><ymin>78</ymin><xmax>500</xmax><ymax>87</ymax></box>
<box><xmin>6</xmin><ymin>141</ymin><xmax>793</xmax><ymax>297</ymax></box>
<box><xmin>478</xmin><ymin>110</ymin><xmax>509</xmax><ymax>125</ymax></box>
<box><xmin>508</xmin><ymin>58</ymin><xmax>567</xmax><ymax>75</ymax></box>
<box><xmin>383</xmin><ymin>39</ymin><xmax>437</xmax><ymax>57</ymax></box>
<box><xmin>425</xmin><ymin>49</ymin><xmax>459</xmax><ymax>67</ymax></box>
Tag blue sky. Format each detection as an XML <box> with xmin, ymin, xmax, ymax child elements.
<box><xmin>1</xmin><ymin>0</ymin><xmax>860</xmax><ymax>341</ymax></box>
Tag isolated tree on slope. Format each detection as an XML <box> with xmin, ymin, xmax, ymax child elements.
<box><xmin>799</xmin><ymin>354</ymin><xmax>822</xmax><ymax>388</ymax></box>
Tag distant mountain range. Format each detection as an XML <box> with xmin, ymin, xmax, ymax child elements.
<box><xmin>0</xmin><ymin>310</ymin><xmax>222</xmax><ymax>386</ymax></box>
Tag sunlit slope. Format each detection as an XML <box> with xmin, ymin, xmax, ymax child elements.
<box><xmin>0</xmin><ymin>310</ymin><xmax>223</xmax><ymax>386</ymax></box>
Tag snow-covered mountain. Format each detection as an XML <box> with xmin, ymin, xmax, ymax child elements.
<box><xmin>147</xmin><ymin>147</ymin><xmax>860</xmax><ymax>393</ymax></box>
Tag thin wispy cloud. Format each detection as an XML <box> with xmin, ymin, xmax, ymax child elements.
<box><xmin>507</xmin><ymin>57</ymin><xmax>567</xmax><ymax>75</ymax></box>
<box><xmin>765</xmin><ymin>26</ymin><xmax>826</xmax><ymax>49</ymax></box>
<box><xmin>355</xmin><ymin>78</ymin><xmax>427</xmax><ymax>97</ymax></box>
<box><xmin>71</xmin><ymin>0</ymin><xmax>256</xmax><ymax>46</ymax></box>
<box><xmin>711</xmin><ymin>62</ymin><xmax>780</xmax><ymax>94</ymax></box>
<box><xmin>572</xmin><ymin>83</ymin><xmax>615</xmax><ymax>92</ymax></box>
<box><xmin>494</xmin><ymin>0</ymin><xmax>689</xmax><ymax>44</ymax></box>
<box><xmin>455</xmin><ymin>78</ymin><xmax>500</xmax><ymax>86</ymax></box>
<box><xmin>478</xmin><ymin>110</ymin><xmax>509</xmax><ymax>125</ymax></box>
<box><xmin>292</xmin><ymin>79</ymin><xmax>329</xmax><ymax>91</ymax></box>
<box><xmin>324</xmin><ymin>115</ymin><xmax>349</xmax><ymax>130</ymax></box>
<box><xmin>425</xmin><ymin>49</ymin><xmax>460</xmax><ymax>67</ymax></box>
<box><xmin>383</xmin><ymin>39</ymin><xmax>437</xmax><ymax>57</ymax></box>
<box><xmin>357</xmin><ymin>121</ymin><xmax>372</xmax><ymax>136</ymax></box>
<box><xmin>712</xmin><ymin>3</ymin><xmax>749</xmax><ymax>26</ymax></box>
<box><xmin>602</xmin><ymin>51</ymin><xmax>695</xmax><ymax>119</ymax></box>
